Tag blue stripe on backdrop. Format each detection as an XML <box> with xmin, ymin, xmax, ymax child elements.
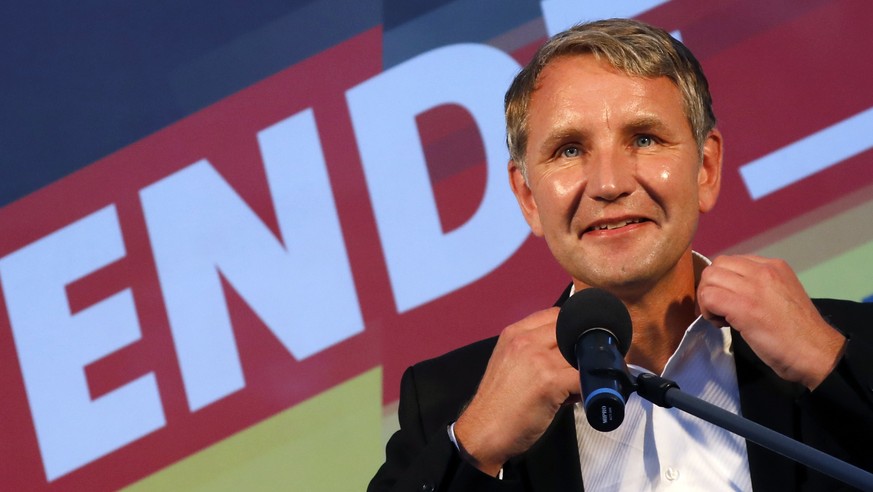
<box><xmin>0</xmin><ymin>0</ymin><xmax>379</xmax><ymax>208</ymax></box>
<box><xmin>382</xmin><ymin>0</ymin><xmax>457</xmax><ymax>30</ymax></box>
<box><xmin>170</xmin><ymin>0</ymin><xmax>381</xmax><ymax>113</ymax></box>
<box><xmin>382</xmin><ymin>0</ymin><xmax>541</xmax><ymax>69</ymax></box>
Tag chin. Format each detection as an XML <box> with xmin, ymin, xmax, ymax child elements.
<box><xmin>569</xmin><ymin>257</ymin><xmax>661</xmax><ymax>294</ymax></box>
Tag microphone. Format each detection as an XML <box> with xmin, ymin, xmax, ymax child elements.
<box><xmin>556</xmin><ymin>288</ymin><xmax>634</xmax><ymax>432</ymax></box>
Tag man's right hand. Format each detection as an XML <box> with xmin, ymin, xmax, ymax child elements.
<box><xmin>452</xmin><ymin>307</ymin><xmax>581</xmax><ymax>476</ymax></box>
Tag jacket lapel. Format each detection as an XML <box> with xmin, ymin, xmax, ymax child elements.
<box><xmin>510</xmin><ymin>404</ymin><xmax>584</xmax><ymax>491</ymax></box>
<box><xmin>733</xmin><ymin>329</ymin><xmax>802</xmax><ymax>491</ymax></box>
<box><xmin>509</xmin><ymin>283</ymin><xmax>582</xmax><ymax>490</ymax></box>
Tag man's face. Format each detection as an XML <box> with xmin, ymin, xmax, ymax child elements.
<box><xmin>510</xmin><ymin>54</ymin><xmax>722</xmax><ymax>296</ymax></box>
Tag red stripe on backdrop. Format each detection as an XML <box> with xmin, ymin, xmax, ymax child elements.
<box><xmin>696</xmin><ymin>0</ymin><xmax>873</xmax><ymax>253</ymax></box>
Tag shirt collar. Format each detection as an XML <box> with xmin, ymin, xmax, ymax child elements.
<box><xmin>567</xmin><ymin>251</ymin><xmax>732</xmax><ymax>376</ymax></box>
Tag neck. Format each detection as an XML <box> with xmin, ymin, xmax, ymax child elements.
<box><xmin>576</xmin><ymin>250</ymin><xmax>700</xmax><ymax>375</ymax></box>
<box><xmin>623</xmin><ymin>292</ymin><xmax>697</xmax><ymax>374</ymax></box>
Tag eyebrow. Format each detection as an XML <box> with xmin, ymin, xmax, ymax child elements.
<box><xmin>623</xmin><ymin>115</ymin><xmax>669</xmax><ymax>134</ymax></box>
<box><xmin>537</xmin><ymin>127</ymin><xmax>589</xmax><ymax>157</ymax></box>
<box><xmin>535</xmin><ymin>115</ymin><xmax>670</xmax><ymax>155</ymax></box>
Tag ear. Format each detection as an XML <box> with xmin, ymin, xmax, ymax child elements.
<box><xmin>697</xmin><ymin>129</ymin><xmax>723</xmax><ymax>214</ymax></box>
<box><xmin>508</xmin><ymin>161</ymin><xmax>544</xmax><ymax>237</ymax></box>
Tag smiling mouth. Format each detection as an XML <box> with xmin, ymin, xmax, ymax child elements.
<box><xmin>585</xmin><ymin>218</ymin><xmax>648</xmax><ymax>233</ymax></box>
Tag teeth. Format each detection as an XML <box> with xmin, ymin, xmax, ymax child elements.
<box><xmin>594</xmin><ymin>218</ymin><xmax>641</xmax><ymax>230</ymax></box>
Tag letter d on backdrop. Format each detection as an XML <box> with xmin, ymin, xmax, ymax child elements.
<box><xmin>347</xmin><ymin>43</ymin><xmax>528</xmax><ymax>313</ymax></box>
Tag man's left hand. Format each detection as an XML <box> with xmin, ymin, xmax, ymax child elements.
<box><xmin>697</xmin><ymin>254</ymin><xmax>846</xmax><ymax>391</ymax></box>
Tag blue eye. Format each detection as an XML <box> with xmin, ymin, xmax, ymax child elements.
<box><xmin>561</xmin><ymin>146</ymin><xmax>580</xmax><ymax>158</ymax></box>
<box><xmin>635</xmin><ymin>135</ymin><xmax>655</xmax><ymax>147</ymax></box>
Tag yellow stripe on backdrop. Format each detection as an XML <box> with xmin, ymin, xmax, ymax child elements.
<box><xmin>722</xmin><ymin>184</ymin><xmax>873</xmax><ymax>303</ymax></box>
<box><xmin>125</xmin><ymin>368</ymin><xmax>383</xmax><ymax>492</ymax></box>
<box><xmin>798</xmin><ymin>240</ymin><xmax>873</xmax><ymax>302</ymax></box>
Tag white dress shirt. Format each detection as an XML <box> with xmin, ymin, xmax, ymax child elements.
<box><xmin>573</xmin><ymin>252</ymin><xmax>752</xmax><ymax>490</ymax></box>
<box><xmin>575</xmin><ymin>303</ymin><xmax>752</xmax><ymax>490</ymax></box>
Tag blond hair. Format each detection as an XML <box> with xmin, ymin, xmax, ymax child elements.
<box><xmin>505</xmin><ymin>18</ymin><xmax>716</xmax><ymax>178</ymax></box>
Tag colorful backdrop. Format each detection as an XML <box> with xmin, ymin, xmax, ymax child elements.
<box><xmin>1</xmin><ymin>0</ymin><xmax>871</xmax><ymax>490</ymax></box>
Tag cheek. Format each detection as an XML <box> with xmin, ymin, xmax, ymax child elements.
<box><xmin>637</xmin><ymin>162</ymin><xmax>671</xmax><ymax>196</ymax></box>
<box><xmin>639</xmin><ymin>162</ymin><xmax>699</xmax><ymax>211</ymax></box>
<box><xmin>533</xmin><ymin>168</ymin><xmax>585</xmax><ymax>213</ymax></box>
<box><xmin>528</xmin><ymin>173</ymin><xmax>584</xmax><ymax>240</ymax></box>
<box><xmin>552</xmin><ymin>175</ymin><xmax>583</xmax><ymax>203</ymax></box>
<box><xmin>657</xmin><ymin>168</ymin><xmax>671</xmax><ymax>182</ymax></box>
<box><xmin>646</xmin><ymin>159</ymin><xmax>679</xmax><ymax>185</ymax></box>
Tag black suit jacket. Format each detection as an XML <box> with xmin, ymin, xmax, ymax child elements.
<box><xmin>369</xmin><ymin>294</ymin><xmax>873</xmax><ymax>491</ymax></box>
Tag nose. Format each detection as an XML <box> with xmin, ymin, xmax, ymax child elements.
<box><xmin>584</xmin><ymin>147</ymin><xmax>635</xmax><ymax>202</ymax></box>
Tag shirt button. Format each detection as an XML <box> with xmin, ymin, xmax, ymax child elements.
<box><xmin>665</xmin><ymin>467</ymin><xmax>680</xmax><ymax>481</ymax></box>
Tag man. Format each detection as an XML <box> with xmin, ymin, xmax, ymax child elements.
<box><xmin>369</xmin><ymin>18</ymin><xmax>873</xmax><ymax>491</ymax></box>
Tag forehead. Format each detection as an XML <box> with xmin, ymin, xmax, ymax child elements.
<box><xmin>533</xmin><ymin>53</ymin><xmax>683</xmax><ymax>109</ymax></box>
<box><xmin>527</xmin><ymin>54</ymin><xmax>689</xmax><ymax>138</ymax></box>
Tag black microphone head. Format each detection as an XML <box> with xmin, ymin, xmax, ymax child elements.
<box><xmin>556</xmin><ymin>288</ymin><xmax>633</xmax><ymax>368</ymax></box>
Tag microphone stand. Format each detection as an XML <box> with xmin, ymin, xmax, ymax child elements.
<box><xmin>634</xmin><ymin>373</ymin><xmax>873</xmax><ymax>491</ymax></box>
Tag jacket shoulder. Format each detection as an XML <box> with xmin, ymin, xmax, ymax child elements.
<box><xmin>813</xmin><ymin>297</ymin><xmax>873</xmax><ymax>334</ymax></box>
<box><xmin>404</xmin><ymin>336</ymin><xmax>498</xmax><ymax>433</ymax></box>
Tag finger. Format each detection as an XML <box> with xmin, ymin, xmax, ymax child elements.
<box><xmin>698</xmin><ymin>267</ymin><xmax>748</xmax><ymax>323</ymax></box>
<box><xmin>710</xmin><ymin>254</ymin><xmax>788</xmax><ymax>279</ymax></box>
<box><xmin>701</xmin><ymin>312</ymin><xmax>729</xmax><ymax>327</ymax></box>
<box><xmin>736</xmin><ymin>254</ymin><xmax>780</xmax><ymax>266</ymax></box>
<box><xmin>707</xmin><ymin>255</ymin><xmax>757</xmax><ymax>281</ymax></box>
<box><xmin>556</xmin><ymin>365</ymin><xmax>583</xmax><ymax>400</ymax></box>
<box><xmin>506</xmin><ymin>307</ymin><xmax>560</xmax><ymax>334</ymax></box>
<box><xmin>699</xmin><ymin>263</ymin><xmax>746</xmax><ymax>299</ymax></box>
<box><xmin>697</xmin><ymin>280</ymin><xmax>741</xmax><ymax>322</ymax></box>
